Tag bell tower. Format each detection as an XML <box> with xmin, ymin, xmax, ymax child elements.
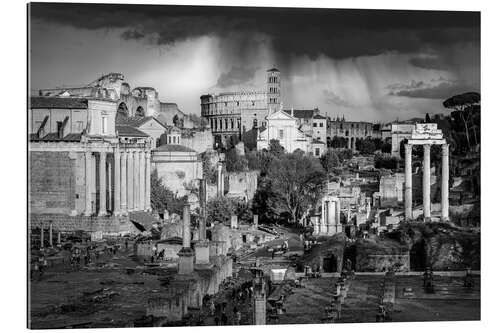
<box><xmin>266</xmin><ymin>68</ymin><xmax>281</xmax><ymax>113</ymax></box>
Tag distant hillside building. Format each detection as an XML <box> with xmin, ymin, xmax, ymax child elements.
<box><xmin>200</xmin><ymin>68</ymin><xmax>281</xmax><ymax>145</ymax></box>
<box><xmin>38</xmin><ymin>73</ymin><xmax>191</xmax><ymax>128</ymax></box>
<box><xmin>328</xmin><ymin>116</ymin><xmax>374</xmax><ymax>150</ymax></box>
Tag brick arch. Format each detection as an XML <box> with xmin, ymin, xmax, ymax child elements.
<box><xmin>117</xmin><ymin>102</ymin><xmax>128</xmax><ymax>119</ymax></box>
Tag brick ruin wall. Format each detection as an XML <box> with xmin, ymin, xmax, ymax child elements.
<box><xmin>30</xmin><ymin>151</ymin><xmax>76</xmax><ymax>215</ymax></box>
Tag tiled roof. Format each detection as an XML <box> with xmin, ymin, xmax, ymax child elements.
<box><xmin>30</xmin><ymin>132</ymin><xmax>82</xmax><ymax>142</ymax></box>
<box><xmin>313</xmin><ymin>114</ymin><xmax>327</xmax><ymax>119</ymax></box>
<box><xmin>154</xmin><ymin>144</ymin><xmax>196</xmax><ymax>153</ymax></box>
<box><xmin>284</xmin><ymin>109</ymin><xmax>316</xmax><ymax>119</ymax></box>
<box><xmin>116</xmin><ymin>116</ymin><xmax>165</xmax><ymax>129</ymax></box>
<box><xmin>116</xmin><ymin>125</ymin><xmax>149</xmax><ymax>137</ymax></box>
<box><xmin>30</xmin><ymin>97</ymin><xmax>88</xmax><ymax>109</ymax></box>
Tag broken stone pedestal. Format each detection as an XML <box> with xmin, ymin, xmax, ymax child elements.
<box><xmin>194</xmin><ymin>240</ymin><xmax>210</xmax><ymax>265</ymax></box>
<box><xmin>177</xmin><ymin>247</ymin><xmax>195</xmax><ymax>275</ymax></box>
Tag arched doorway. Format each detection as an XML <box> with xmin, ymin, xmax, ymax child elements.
<box><xmin>410</xmin><ymin>239</ymin><xmax>427</xmax><ymax>271</ymax></box>
<box><xmin>323</xmin><ymin>254</ymin><xmax>338</xmax><ymax>273</ymax></box>
<box><xmin>135</xmin><ymin>106</ymin><xmax>145</xmax><ymax>117</ymax></box>
<box><xmin>117</xmin><ymin>102</ymin><xmax>128</xmax><ymax>118</ymax></box>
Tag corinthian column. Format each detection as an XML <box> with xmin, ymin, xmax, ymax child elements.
<box><xmin>120</xmin><ymin>151</ymin><xmax>127</xmax><ymax>213</ymax></box>
<box><xmin>134</xmin><ymin>151</ymin><xmax>139</xmax><ymax>210</ymax></box>
<box><xmin>404</xmin><ymin>144</ymin><xmax>413</xmax><ymax>220</ymax></box>
<box><xmin>113</xmin><ymin>148</ymin><xmax>120</xmax><ymax>216</ymax></box>
<box><xmin>139</xmin><ymin>151</ymin><xmax>145</xmax><ymax>211</ymax></box>
<box><xmin>84</xmin><ymin>151</ymin><xmax>92</xmax><ymax>216</ymax></box>
<box><xmin>145</xmin><ymin>151</ymin><xmax>151</xmax><ymax>211</ymax></box>
<box><xmin>127</xmin><ymin>151</ymin><xmax>134</xmax><ymax>211</ymax></box>
<box><xmin>441</xmin><ymin>144</ymin><xmax>450</xmax><ymax>222</ymax></box>
<box><xmin>98</xmin><ymin>152</ymin><xmax>107</xmax><ymax>216</ymax></box>
<box><xmin>423</xmin><ymin>144</ymin><xmax>431</xmax><ymax>221</ymax></box>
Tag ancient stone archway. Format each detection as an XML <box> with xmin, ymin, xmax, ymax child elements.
<box><xmin>117</xmin><ymin>102</ymin><xmax>128</xmax><ymax>119</ymax></box>
<box><xmin>135</xmin><ymin>106</ymin><xmax>145</xmax><ymax>117</ymax></box>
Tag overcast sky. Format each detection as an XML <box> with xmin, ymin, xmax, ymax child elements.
<box><xmin>29</xmin><ymin>3</ymin><xmax>480</xmax><ymax>122</ymax></box>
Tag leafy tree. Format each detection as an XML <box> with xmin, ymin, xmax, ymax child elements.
<box><xmin>206</xmin><ymin>196</ymin><xmax>234</xmax><ymax>225</ymax></box>
<box><xmin>150</xmin><ymin>169</ymin><xmax>187</xmax><ymax>215</ymax></box>
<box><xmin>374</xmin><ymin>153</ymin><xmax>400</xmax><ymax>170</ymax></box>
<box><xmin>200</xmin><ymin>152</ymin><xmax>217</xmax><ymax>184</ymax></box>
<box><xmin>252</xmin><ymin>176</ymin><xmax>280</xmax><ymax>223</ymax></box>
<box><xmin>206</xmin><ymin>196</ymin><xmax>252</xmax><ymax>225</ymax></box>
<box><xmin>266</xmin><ymin>153</ymin><xmax>326</xmax><ymax>224</ymax></box>
<box><xmin>246</xmin><ymin>149</ymin><xmax>275</xmax><ymax>176</ymax></box>
<box><xmin>337</xmin><ymin>149</ymin><xmax>353</xmax><ymax>163</ymax></box>
<box><xmin>443</xmin><ymin>92</ymin><xmax>480</xmax><ymax>150</ymax></box>
<box><xmin>425</xmin><ymin>113</ymin><xmax>432</xmax><ymax>123</ymax></box>
<box><xmin>225</xmin><ymin>147</ymin><xmax>249</xmax><ymax>172</ymax></box>
<box><xmin>268</xmin><ymin>139</ymin><xmax>285</xmax><ymax>157</ymax></box>
<box><xmin>356</xmin><ymin>138</ymin><xmax>377</xmax><ymax>155</ymax></box>
<box><xmin>320</xmin><ymin>148</ymin><xmax>340</xmax><ymax>175</ymax></box>
<box><xmin>381</xmin><ymin>139</ymin><xmax>392</xmax><ymax>153</ymax></box>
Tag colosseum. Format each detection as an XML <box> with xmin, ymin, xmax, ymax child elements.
<box><xmin>200</xmin><ymin>68</ymin><xmax>281</xmax><ymax>144</ymax></box>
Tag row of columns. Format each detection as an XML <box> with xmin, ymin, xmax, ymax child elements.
<box><xmin>404</xmin><ymin>143</ymin><xmax>449</xmax><ymax>222</ymax></box>
<box><xmin>84</xmin><ymin>148</ymin><xmax>151</xmax><ymax>216</ymax></box>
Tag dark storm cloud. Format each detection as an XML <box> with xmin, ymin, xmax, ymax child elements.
<box><xmin>409</xmin><ymin>56</ymin><xmax>452</xmax><ymax>70</ymax></box>
<box><xmin>389</xmin><ymin>81</ymin><xmax>477</xmax><ymax>99</ymax></box>
<box><xmin>216</xmin><ymin>66</ymin><xmax>259</xmax><ymax>88</ymax></box>
<box><xmin>121</xmin><ymin>29</ymin><xmax>145</xmax><ymax>40</ymax></box>
<box><xmin>30</xmin><ymin>3</ymin><xmax>480</xmax><ymax>61</ymax></box>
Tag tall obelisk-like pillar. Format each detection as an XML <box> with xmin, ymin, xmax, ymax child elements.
<box><xmin>423</xmin><ymin>144</ymin><xmax>431</xmax><ymax>222</ymax></box>
<box><xmin>404</xmin><ymin>144</ymin><xmax>413</xmax><ymax>220</ymax></box>
<box><xmin>441</xmin><ymin>144</ymin><xmax>450</xmax><ymax>222</ymax></box>
<box><xmin>178</xmin><ymin>204</ymin><xmax>195</xmax><ymax>274</ymax></box>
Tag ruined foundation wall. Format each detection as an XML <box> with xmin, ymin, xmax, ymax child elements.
<box><xmin>30</xmin><ymin>213</ymin><xmax>134</xmax><ymax>234</ymax></box>
<box><xmin>30</xmin><ymin>151</ymin><xmax>79</xmax><ymax>215</ymax></box>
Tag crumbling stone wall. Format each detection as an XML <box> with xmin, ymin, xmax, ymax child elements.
<box><xmin>30</xmin><ymin>213</ymin><xmax>133</xmax><ymax>234</ymax></box>
<box><xmin>227</xmin><ymin>171</ymin><xmax>259</xmax><ymax>201</ymax></box>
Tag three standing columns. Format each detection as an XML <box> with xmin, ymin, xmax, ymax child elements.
<box><xmin>404</xmin><ymin>143</ymin><xmax>449</xmax><ymax>222</ymax></box>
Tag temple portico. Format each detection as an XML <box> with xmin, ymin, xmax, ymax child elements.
<box><xmin>404</xmin><ymin>124</ymin><xmax>449</xmax><ymax>222</ymax></box>
<box><xmin>82</xmin><ymin>144</ymin><xmax>151</xmax><ymax>217</ymax></box>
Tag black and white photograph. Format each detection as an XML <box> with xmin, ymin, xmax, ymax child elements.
<box><xmin>26</xmin><ymin>1</ymin><xmax>483</xmax><ymax>329</ymax></box>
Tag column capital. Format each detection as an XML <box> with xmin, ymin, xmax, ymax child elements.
<box><xmin>442</xmin><ymin>143</ymin><xmax>449</xmax><ymax>154</ymax></box>
<box><xmin>423</xmin><ymin>143</ymin><xmax>431</xmax><ymax>151</ymax></box>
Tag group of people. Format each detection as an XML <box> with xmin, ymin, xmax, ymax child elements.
<box><xmin>150</xmin><ymin>245</ymin><xmax>165</xmax><ymax>263</ymax></box>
